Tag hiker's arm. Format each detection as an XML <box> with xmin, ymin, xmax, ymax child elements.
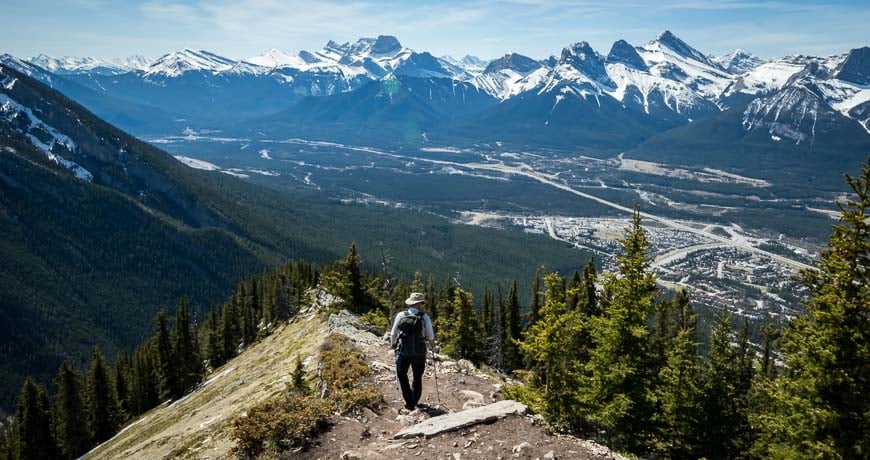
<box><xmin>423</xmin><ymin>315</ymin><xmax>436</xmax><ymax>344</ymax></box>
<box><xmin>389</xmin><ymin>312</ymin><xmax>402</xmax><ymax>345</ymax></box>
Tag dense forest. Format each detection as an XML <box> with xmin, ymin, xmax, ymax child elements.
<box><xmin>0</xmin><ymin>160</ymin><xmax>867</xmax><ymax>459</ymax></box>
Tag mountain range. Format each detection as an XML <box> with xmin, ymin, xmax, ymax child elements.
<box><xmin>3</xmin><ymin>32</ymin><xmax>866</xmax><ymax>184</ymax></box>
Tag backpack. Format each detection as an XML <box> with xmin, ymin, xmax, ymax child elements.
<box><xmin>396</xmin><ymin>311</ymin><xmax>427</xmax><ymax>358</ymax></box>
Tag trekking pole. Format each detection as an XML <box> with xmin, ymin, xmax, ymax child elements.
<box><xmin>431</xmin><ymin>348</ymin><xmax>441</xmax><ymax>405</ymax></box>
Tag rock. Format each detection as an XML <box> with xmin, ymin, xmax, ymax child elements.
<box><xmin>457</xmin><ymin>359</ymin><xmax>475</xmax><ymax>373</ymax></box>
<box><xmin>459</xmin><ymin>390</ymin><xmax>485</xmax><ymax>405</ymax></box>
<box><xmin>453</xmin><ymin>454</ymin><xmax>462</xmax><ymax>460</ymax></box>
<box><xmin>543</xmin><ymin>450</ymin><xmax>556</xmax><ymax>459</ymax></box>
<box><xmin>512</xmin><ymin>441</ymin><xmax>531</xmax><ymax>454</ymax></box>
<box><xmin>394</xmin><ymin>400</ymin><xmax>528</xmax><ymax>439</ymax></box>
<box><xmin>341</xmin><ymin>450</ymin><xmax>363</xmax><ymax>460</ymax></box>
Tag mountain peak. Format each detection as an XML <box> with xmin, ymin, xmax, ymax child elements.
<box><xmin>650</xmin><ymin>30</ymin><xmax>713</xmax><ymax>66</ymax></box>
<box><xmin>712</xmin><ymin>48</ymin><xmax>764</xmax><ymax>74</ymax></box>
<box><xmin>146</xmin><ymin>49</ymin><xmax>236</xmax><ymax>77</ymax></box>
<box><xmin>372</xmin><ymin>35</ymin><xmax>402</xmax><ymax>54</ymax></box>
<box><xmin>835</xmin><ymin>46</ymin><xmax>870</xmax><ymax>85</ymax></box>
<box><xmin>559</xmin><ymin>42</ymin><xmax>612</xmax><ymax>85</ymax></box>
<box><xmin>606</xmin><ymin>39</ymin><xmax>647</xmax><ymax>71</ymax></box>
<box><xmin>483</xmin><ymin>53</ymin><xmax>540</xmax><ymax>74</ymax></box>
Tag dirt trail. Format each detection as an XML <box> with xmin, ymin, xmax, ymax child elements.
<box><xmin>304</xmin><ymin>312</ymin><xmax>625</xmax><ymax>460</ymax></box>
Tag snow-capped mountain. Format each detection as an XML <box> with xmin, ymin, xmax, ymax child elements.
<box><xmin>143</xmin><ymin>49</ymin><xmax>239</xmax><ymax>78</ymax></box>
<box><xmin>440</xmin><ymin>55</ymin><xmax>489</xmax><ymax>75</ymax></box>
<box><xmin>27</xmin><ymin>54</ymin><xmax>152</xmax><ymax>75</ymax></box>
<box><xmin>244</xmin><ymin>48</ymin><xmax>306</xmax><ymax>69</ymax></box>
<box><xmin>636</xmin><ymin>30</ymin><xmax>733</xmax><ymax>99</ymax></box>
<box><xmin>711</xmin><ymin>49</ymin><xmax>763</xmax><ymax>74</ymax></box>
<box><xmin>471</xmin><ymin>53</ymin><xmax>542</xmax><ymax>100</ymax></box>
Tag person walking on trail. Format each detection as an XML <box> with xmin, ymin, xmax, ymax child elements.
<box><xmin>390</xmin><ymin>292</ymin><xmax>438</xmax><ymax>411</ymax></box>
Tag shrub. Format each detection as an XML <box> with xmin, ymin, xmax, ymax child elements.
<box><xmin>229</xmin><ymin>395</ymin><xmax>332</xmax><ymax>458</ymax></box>
<box><xmin>332</xmin><ymin>386</ymin><xmax>384</xmax><ymax>414</ymax></box>
<box><xmin>320</xmin><ymin>334</ymin><xmax>370</xmax><ymax>391</ymax></box>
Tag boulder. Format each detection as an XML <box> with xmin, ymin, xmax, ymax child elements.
<box><xmin>394</xmin><ymin>400</ymin><xmax>528</xmax><ymax>439</ymax></box>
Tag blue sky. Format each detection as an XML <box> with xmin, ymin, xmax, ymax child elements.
<box><xmin>3</xmin><ymin>0</ymin><xmax>868</xmax><ymax>61</ymax></box>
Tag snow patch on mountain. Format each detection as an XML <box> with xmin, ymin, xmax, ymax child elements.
<box><xmin>605</xmin><ymin>62</ymin><xmax>709</xmax><ymax>115</ymax></box>
<box><xmin>742</xmin><ymin>83</ymin><xmax>821</xmax><ymax>144</ymax></box>
<box><xmin>723</xmin><ymin>60</ymin><xmax>806</xmax><ymax>96</ymax></box>
<box><xmin>0</xmin><ymin>93</ymin><xmax>92</xmax><ymax>181</ymax></box>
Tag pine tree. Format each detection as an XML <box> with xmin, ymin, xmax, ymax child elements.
<box><xmin>85</xmin><ymin>348</ymin><xmax>123</xmax><ymax>444</ymax></box>
<box><xmin>503</xmin><ymin>280</ymin><xmax>523</xmax><ymax>372</ymax></box>
<box><xmin>753</xmin><ymin>160</ymin><xmax>870</xmax><ymax>459</ymax></box>
<box><xmin>580</xmin><ymin>208</ymin><xmax>659</xmax><ymax>452</ymax></box>
<box><xmin>54</xmin><ymin>362</ymin><xmax>89</xmax><ymax>459</ymax></box>
<box><xmin>517</xmin><ymin>272</ymin><xmax>585</xmax><ymax>429</ymax></box>
<box><xmin>114</xmin><ymin>355</ymin><xmax>130</xmax><ymax>421</ymax></box>
<box><xmin>481</xmin><ymin>288</ymin><xmax>494</xmax><ymax>338</ymax></box>
<box><xmin>0</xmin><ymin>415</ymin><xmax>14</xmax><ymax>460</ymax></box>
<box><xmin>527</xmin><ymin>273</ymin><xmax>542</xmax><ymax>328</ymax></box>
<box><xmin>566</xmin><ymin>270</ymin><xmax>582</xmax><ymax>311</ymax></box>
<box><xmin>172</xmin><ymin>297</ymin><xmax>203</xmax><ymax>396</ymax></box>
<box><xmin>345</xmin><ymin>243</ymin><xmax>367</xmax><ymax>313</ymax></box>
<box><xmin>442</xmin><ymin>289</ymin><xmax>483</xmax><ymax>363</ymax></box>
<box><xmin>220</xmin><ymin>300</ymin><xmax>242</xmax><ymax>362</ymax></box>
<box><xmin>290</xmin><ymin>355</ymin><xmax>308</xmax><ymax>394</ymax></box>
<box><xmin>155</xmin><ymin>309</ymin><xmax>179</xmax><ymax>400</ymax></box>
<box><xmin>653</xmin><ymin>290</ymin><xmax>702</xmax><ymax>458</ymax></box>
<box><xmin>486</xmin><ymin>286</ymin><xmax>507</xmax><ymax>371</ymax></box>
<box><xmin>15</xmin><ymin>377</ymin><xmax>57</xmax><ymax>460</ymax></box>
<box><xmin>698</xmin><ymin>310</ymin><xmax>752</xmax><ymax>459</ymax></box>
<box><xmin>580</xmin><ymin>258</ymin><xmax>599</xmax><ymax>316</ymax></box>
<box><xmin>205</xmin><ymin>307</ymin><xmax>223</xmax><ymax>367</ymax></box>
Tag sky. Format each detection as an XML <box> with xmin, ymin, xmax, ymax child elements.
<box><xmin>2</xmin><ymin>0</ymin><xmax>868</xmax><ymax>62</ymax></box>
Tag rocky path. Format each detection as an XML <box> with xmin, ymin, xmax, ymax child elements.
<box><xmin>302</xmin><ymin>312</ymin><xmax>627</xmax><ymax>460</ymax></box>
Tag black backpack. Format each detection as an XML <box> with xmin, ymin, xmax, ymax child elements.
<box><xmin>396</xmin><ymin>311</ymin><xmax>427</xmax><ymax>358</ymax></box>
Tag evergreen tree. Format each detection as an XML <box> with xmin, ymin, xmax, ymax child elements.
<box><xmin>486</xmin><ymin>286</ymin><xmax>507</xmax><ymax>371</ymax></box>
<box><xmin>155</xmin><ymin>309</ymin><xmax>179</xmax><ymax>399</ymax></box>
<box><xmin>0</xmin><ymin>415</ymin><xmax>14</xmax><ymax>460</ymax></box>
<box><xmin>759</xmin><ymin>323</ymin><xmax>780</xmax><ymax>380</ymax></box>
<box><xmin>220</xmin><ymin>300</ymin><xmax>242</xmax><ymax>362</ymax></box>
<box><xmin>580</xmin><ymin>208</ymin><xmax>659</xmax><ymax>452</ymax></box>
<box><xmin>114</xmin><ymin>355</ymin><xmax>130</xmax><ymax>420</ymax></box>
<box><xmin>172</xmin><ymin>297</ymin><xmax>203</xmax><ymax>396</ymax></box>
<box><xmin>272</xmin><ymin>274</ymin><xmax>292</xmax><ymax>322</ymax></box>
<box><xmin>481</xmin><ymin>288</ymin><xmax>494</xmax><ymax>338</ymax></box>
<box><xmin>653</xmin><ymin>290</ymin><xmax>702</xmax><ymax>458</ymax></box>
<box><xmin>517</xmin><ymin>272</ymin><xmax>585</xmax><ymax>429</ymax></box>
<box><xmin>442</xmin><ymin>289</ymin><xmax>483</xmax><ymax>363</ymax></box>
<box><xmin>503</xmin><ymin>280</ymin><xmax>523</xmax><ymax>372</ymax></box>
<box><xmin>15</xmin><ymin>378</ymin><xmax>56</xmax><ymax>460</ymax></box>
<box><xmin>580</xmin><ymin>258</ymin><xmax>599</xmax><ymax>317</ymax></box>
<box><xmin>53</xmin><ymin>362</ymin><xmax>89</xmax><ymax>459</ymax></box>
<box><xmin>345</xmin><ymin>243</ymin><xmax>367</xmax><ymax>313</ymax></box>
<box><xmin>527</xmin><ymin>273</ymin><xmax>542</xmax><ymax>328</ymax></box>
<box><xmin>698</xmin><ymin>310</ymin><xmax>753</xmax><ymax>459</ymax></box>
<box><xmin>753</xmin><ymin>160</ymin><xmax>870</xmax><ymax>459</ymax></box>
<box><xmin>85</xmin><ymin>348</ymin><xmax>123</xmax><ymax>444</ymax></box>
<box><xmin>290</xmin><ymin>355</ymin><xmax>308</xmax><ymax>394</ymax></box>
<box><xmin>205</xmin><ymin>307</ymin><xmax>223</xmax><ymax>367</ymax></box>
<box><xmin>566</xmin><ymin>270</ymin><xmax>582</xmax><ymax>311</ymax></box>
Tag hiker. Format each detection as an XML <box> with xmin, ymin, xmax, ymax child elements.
<box><xmin>390</xmin><ymin>292</ymin><xmax>438</xmax><ymax>411</ymax></box>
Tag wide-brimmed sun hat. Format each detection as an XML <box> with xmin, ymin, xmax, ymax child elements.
<box><xmin>405</xmin><ymin>292</ymin><xmax>426</xmax><ymax>306</ymax></box>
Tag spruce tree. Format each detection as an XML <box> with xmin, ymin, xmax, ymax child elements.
<box><xmin>517</xmin><ymin>272</ymin><xmax>585</xmax><ymax>429</ymax></box>
<box><xmin>581</xmin><ymin>207</ymin><xmax>659</xmax><ymax>452</ymax></box>
<box><xmin>345</xmin><ymin>243</ymin><xmax>367</xmax><ymax>313</ymax></box>
<box><xmin>528</xmin><ymin>273</ymin><xmax>542</xmax><ymax>328</ymax></box>
<box><xmin>15</xmin><ymin>378</ymin><xmax>56</xmax><ymax>460</ymax></box>
<box><xmin>114</xmin><ymin>355</ymin><xmax>130</xmax><ymax>421</ymax></box>
<box><xmin>699</xmin><ymin>310</ymin><xmax>752</xmax><ymax>459</ymax></box>
<box><xmin>442</xmin><ymin>289</ymin><xmax>483</xmax><ymax>363</ymax></box>
<box><xmin>290</xmin><ymin>355</ymin><xmax>308</xmax><ymax>394</ymax></box>
<box><xmin>503</xmin><ymin>280</ymin><xmax>523</xmax><ymax>372</ymax></box>
<box><xmin>172</xmin><ymin>297</ymin><xmax>203</xmax><ymax>396</ymax></box>
<box><xmin>653</xmin><ymin>290</ymin><xmax>702</xmax><ymax>458</ymax></box>
<box><xmin>753</xmin><ymin>160</ymin><xmax>870</xmax><ymax>459</ymax></box>
<box><xmin>85</xmin><ymin>348</ymin><xmax>123</xmax><ymax>444</ymax></box>
<box><xmin>54</xmin><ymin>362</ymin><xmax>89</xmax><ymax>459</ymax></box>
<box><xmin>580</xmin><ymin>258</ymin><xmax>599</xmax><ymax>316</ymax></box>
<box><xmin>155</xmin><ymin>309</ymin><xmax>179</xmax><ymax>400</ymax></box>
<box><xmin>0</xmin><ymin>415</ymin><xmax>14</xmax><ymax>460</ymax></box>
<box><xmin>566</xmin><ymin>270</ymin><xmax>582</xmax><ymax>311</ymax></box>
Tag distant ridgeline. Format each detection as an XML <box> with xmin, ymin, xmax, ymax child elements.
<box><xmin>3</xmin><ymin>156</ymin><xmax>869</xmax><ymax>460</ymax></box>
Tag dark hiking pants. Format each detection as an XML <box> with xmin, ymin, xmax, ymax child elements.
<box><xmin>396</xmin><ymin>352</ymin><xmax>426</xmax><ymax>409</ymax></box>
